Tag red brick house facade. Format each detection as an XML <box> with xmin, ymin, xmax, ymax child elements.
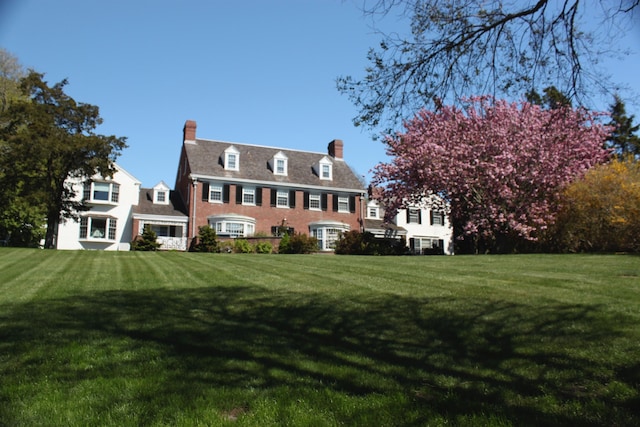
<box><xmin>174</xmin><ymin>120</ymin><xmax>366</xmax><ymax>251</ymax></box>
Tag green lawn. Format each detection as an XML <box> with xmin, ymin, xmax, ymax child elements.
<box><xmin>0</xmin><ymin>249</ymin><xmax>638</xmax><ymax>426</ymax></box>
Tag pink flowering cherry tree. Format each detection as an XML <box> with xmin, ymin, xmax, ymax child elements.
<box><xmin>372</xmin><ymin>96</ymin><xmax>611</xmax><ymax>253</ymax></box>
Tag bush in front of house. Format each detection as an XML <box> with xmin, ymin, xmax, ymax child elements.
<box><xmin>335</xmin><ymin>230</ymin><xmax>406</xmax><ymax>255</ymax></box>
<box><xmin>131</xmin><ymin>226</ymin><xmax>161</xmax><ymax>251</ymax></box>
<box><xmin>233</xmin><ymin>239</ymin><xmax>253</xmax><ymax>253</ymax></box>
<box><xmin>192</xmin><ymin>225</ymin><xmax>219</xmax><ymax>253</ymax></box>
<box><xmin>254</xmin><ymin>241</ymin><xmax>273</xmax><ymax>254</ymax></box>
<box><xmin>279</xmin><ymin>232</ymin><xmax>318</xmax><ymax>254</ymax></box>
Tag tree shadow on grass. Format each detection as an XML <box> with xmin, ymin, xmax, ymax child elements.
<box><xmin>1</xmin><ymin>285</ymin><xmax>638</xmax><ymax>426</ymax></box>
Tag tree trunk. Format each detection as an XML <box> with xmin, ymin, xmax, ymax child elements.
<box><xmin>44</xmin><ymin>209</ymin><xmax>59</xmax><ymax>249</ymax></box>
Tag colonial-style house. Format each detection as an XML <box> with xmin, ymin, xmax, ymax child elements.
<box><xmin>364</xmin><ymin>197</ymin><xmax>454</xmax><ymax>255</ymax></box>
<box><xmin>56</xmin><ymin>164</ymin><xmax>141</xmax><ymax>250</ymax></box>
<box><xmin>174</xmin><ymin>120</ymin><xmax>367</xmax><ymax>251</ymax></box>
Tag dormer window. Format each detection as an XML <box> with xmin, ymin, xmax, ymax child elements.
<box><xmin>315</xmin><ymin>156</ymin><xmax>333</xmax><ymax>181</ymax></box>
<box><xmin>152</xmin><ymin>181</ymin><xmax>171</xmax><ymax>205</ymax></box>
<box><xmin>224</xmin><ymin>146</ymin><xmax>240</xmax><ymax>171</ymax></box>
<box><xmin>367</xmin><ymin>201</ymin><xmax>379</xmax><ymax>219</ymax></box>
<box><xmin>270</xmin><ymin>151</ymin><xmax>288</xmax><ymax>176</ymax></box>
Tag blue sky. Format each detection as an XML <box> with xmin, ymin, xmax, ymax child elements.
<box><xmin>1</xmin><ymin>1</ymin><xmax>639</xmax><ymax>188</ymax></box>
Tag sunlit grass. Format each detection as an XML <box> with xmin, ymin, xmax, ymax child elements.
<box><xmin>0</xmin><ymin>249</ymin><xmax>638</xmax><ymax>426</ymax></box>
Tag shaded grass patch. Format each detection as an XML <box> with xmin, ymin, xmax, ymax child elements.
<box><xmin>0</xmin><ymin>250</ymin><xmax>639</xmax><ymax>426</ymax></box>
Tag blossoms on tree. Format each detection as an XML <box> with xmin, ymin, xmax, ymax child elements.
<box><xmin>372</xmin><ymin>97</ymin><xmax>611</xmax><ymax>251</ymax></box>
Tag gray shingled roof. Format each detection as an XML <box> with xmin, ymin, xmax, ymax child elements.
<box><xmin>364</xmin><ymin>219</ymin><xmax>407</xmax><ymax>235</ymax></box>
<box><xmin>134</xmin><ymin>189</ymin><xmax>188</xmax><ymax>217</ymax></box>
<box><xmin>185</xmin><ymin>138</ymin><xmax>365</xmax><ymax>192</ymax></box>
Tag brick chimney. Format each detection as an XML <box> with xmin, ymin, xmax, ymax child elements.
<box><xmin>328</xmin><ymin>139</ymin><xmax>343</xmax><ymax>159</ymax></box>
<box><xmin>183</xmin><ymin>120</ymin><xmax>197</xmax><ymax>142</ymax></box>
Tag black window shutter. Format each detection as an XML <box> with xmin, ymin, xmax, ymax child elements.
<box><xmin>349</xmin><ymin>195</ymin><xmax>356</xmax><ymax>213</ymax></box>
<box><xmin>223</xmin><ymin>184</ymin><xmax>230</xmax><ymax>203</ymax></box>
<box><xmin>202</xmin><ymin>182</ymin><xmax>210</xmax><ymax>201</ymax></box>
<box><xmin>332</xmin><ymin>194</ymin><xmax>338</xmax><ymax>212</ymax></box>
<box><xmin>406</xmin><ymin>210</ymin><xmax>410</xmax><ymax>223</ymax></box>
<box><xmin>430</xmin><ymin>210</ymin><xmax>434</xmax><ymax>225</ymax></box>
<box><xmin>236</xmin><ymin>185</ymin><xmax>243</xmax><ymax>204</ymax></box>
<box><xmin>303</xmin><ymin>192</ymin><xmax>309</xmax><ymax>209</ymax></box>
<box><xmin>270</xmin><ymin>188</ymin><xmax>277</xmax><ymax>207</ymax></box>
<box><xmin>321</xmin><ymin>193</ymin><xmax>328</xmax><ymax>211</ymax></box>
<box><xmin>289</xmin><ymin>190</ymin><xmax>296</xmax><ymax>208</ymax></box>
<box><xmin>418</xmin><ymin>209</ymin><xmax>422</xmax><ymax>224</ymax></box>
<box><xmin>256</xmin><ymin>187</ymin><xmax>262</xmax><ymax>206</ymax></box>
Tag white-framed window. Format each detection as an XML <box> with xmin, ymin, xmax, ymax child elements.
<box><xmin>156</xmin><ymin>191</ymin><xmax>166</xmax><ymax>203</ymax></box>
<box><xmin>309</xmin><ymin>221</ymin><xmax>350</xmax><ymax>251</ymax></box>
<box><xmin>79</xmin><ymin>216</ymin><xmax>117</xmax><ymax>240</ymax></box>
<box><xmin>243</xmin><ymin>187</ymin><xmax>256</xmax><ymax>205</ymax></box>
<box><xmin>309</xmin><ymin>194</ymin><xmax>321</xmax><ymax>210</ymax></box>
<box><xmin>224</xmin><ymin>146</ymin><xmax>240</xmax><ymax>171</ymax></box>
<box><xmin>84</xmin><ymin>181</ymin><xmax>119</xmax><ymax>204</ymax></box>
<box><xmin>315</xmin><ymin>156</ymin><xmax>333</xmax><ymax>181</ymax></box>
<box><xmin>337</xmin><ymin>196</ymin><xmax>349</xmax><ymax>213</ymax></box>
<box><xmin>271</xmin><ymin>151</ymin><xmax>288</xmax><ymax>176</ymax></box>
<box><xmin>431</xmin><ymin>211</ymin><xmax>445</xmax><ymax>226</ymax></box>
<box><xmin>209</xmin><ymin>184</ymin><xmax>223</xmax><ymax>202</ymax></box>
<box><xmin>277</xmin><ymin>190</ymin><xmax>289</xmax><ymax>207</ymax></box>
<box><xmin>408</xmin><ymin>208</ymin><xmax>421</xmax><ymax>224</ymax></box>
<box><xmin>151</xmin><ymin>225</ymin><xmax>182</xmax><ymax>237</ymax></box>
<box><xmin>322</xmin><ymin>164</ymin><xmax>331</xmax><ymax>179</ymax></box>
<box><xmin>208</xmin><ymin>214</ymin><xmax>256</xmax><ymax>238</ymax></box>
<box><xmin>410</xmin><ymin>237</ymin><xmax>443</xmax><ymax>255</ymax></box>
<box><xmin>368</xmin><ymin>206</ymin><xmax>378</xmax><ymax>218</ymax></box>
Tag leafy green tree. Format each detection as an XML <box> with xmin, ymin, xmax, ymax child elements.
<box><xmin>525</xmin><ymin>86</ymin><xmax>572</xmax><ymax>110</ymax></box>
<box><xmin>0</xmin><ymin>50</ymin><xmax>40</xmax><ymax>246</ymax></box>
<box><xmin>0</xmin><ymin>48</ymin><xmax>26</xmax><ymax>114</ymax></box>
<box><xmin>606</xmin><ymin>95</ymin><xmax>640</xmax><ymax>159</ymax></box>
<box><xmin>338</xmin><ymin>0</ymin><xmax>639</xmax><ymax>129</ymax></box>
<box><xmin>131</xmin><ymin>226</ymin><xmax>161</xmax><ymax>251</ymax></box>
<box><xmin>0</xmin><ymin>71</ymin><xmax>127</xmax><ymax>248</ymax></box>
<box><xmin>192</xmin><ymin>225</ymin><xmax>218</xmax><ymax>252</ymax></box>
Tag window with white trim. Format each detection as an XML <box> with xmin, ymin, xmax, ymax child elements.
<box><xmin>315</xmin><ymin>157</ymin><xmax>333</xmax><ymax>181</ymax></box>
<box><xmin>431</xmin><ymin>211</ymin><xmax>445</xmax><ymax>226</ymax></box>
<box><xmin>368</xmin><ymin>206</ymin><xmax>379</xmax><ymax>218</ymax></box>
<box><xmin>209</xmin><ymin>215</ymin><xmax>256</xmax><ymax>238</ymax></box>
<box><xmin>309</xmin><ymin>194</ymin><xmax>321</xmax><ymax>210</ymax></box>
<box><xmin>209</xmin><ymin>184</ymin><xmax>223</xmax><ymax>202</ymax></box>
<box><xmin>224</xmin><ymin>146</ymin><xmax>240</xmax><ymax>171</ymax></box>
<box><xmin>277</xmin><ymin>190</ymin><xmax>289</xmax><ymax>207</ymax></box>
<box><xmin>337</xmin><ymin>196</ymin><xmax>349</xmax><ymax>213</ymax></box>
<box><xmin>155</xmin><ymin>191</ymin><xmax>167</xmax><ymax>203</ymax></box>
<box><xmin>309</xmin><ymin>222</ymin><xmax>350</xmax><ymax>251</ymax></box>
<box><xmin>84</xmin><ymin>181</ymin><xmax>119</xmax><ymax>204</ymax></box>
<box><xmin>79</xmin><ymin>217</ymin><xmax>117</xmax><ymax>240</ymax></box>
<box><xmin>408</xmin><ymin>208</ymin><xmax>421</xmax><ymax>224</ymax></box>
<box><xmin>242</xmin><ymin>187</ymin><xmax>256</xmax><ymax>205</ymax></box>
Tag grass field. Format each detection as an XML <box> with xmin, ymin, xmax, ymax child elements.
<box><xmin>0</xmin><ymin>249</ymin><xmax>639</xmax><ymax>426</ymax></box>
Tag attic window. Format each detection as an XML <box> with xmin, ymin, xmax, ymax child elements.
<box><xmin>315</xmin><ymin>156</ymin><xmax>333</xmax><ymax>181</ymax></box>
<box><xmin>224</xmin><ymin>146</ymin><xmax>240</xmax><ymax>171</ymax></box>
<box><xmin>271</xmin><ymin>151</ymin><xmax>288</xmax><ymax>176</ymax></box>
<box><xmin>152</xmin><ymin>182</ymin><xmax>171</xmax><ymax>205</ymax></box>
